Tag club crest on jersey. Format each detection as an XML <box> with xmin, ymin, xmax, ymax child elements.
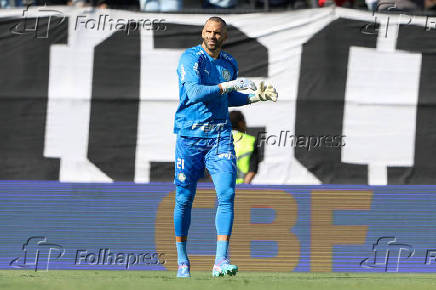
<box><xmin>222</xmin><ymin>70</ymin><xmax>231</xmax><ymax>81</ymax></box>
<box><xmin>178</xmin><ymin>173</ymin><xmax>186</xmax><ymax>182</ymax></box>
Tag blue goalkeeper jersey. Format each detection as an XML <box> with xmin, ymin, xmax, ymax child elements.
<box><xmin>174</xmin><ymin>44</ymin><xmax>249</xmax><ymax>138</ymax></box>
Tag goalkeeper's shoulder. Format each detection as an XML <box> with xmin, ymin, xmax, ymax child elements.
<box><xmin>179</xmin><ymin>46</ymin><xmax>207</xmax><ymax>67</ymax></box>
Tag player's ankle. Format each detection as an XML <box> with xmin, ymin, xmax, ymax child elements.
<box><xmin>178</xmin><ymin>260</ymin><xmax>190</xmax><ymax>266</ymax></box>
<box><xmin>214</xmin><ymin>257</ymin><xmax>228</xmax><ymax>265</ymax></box>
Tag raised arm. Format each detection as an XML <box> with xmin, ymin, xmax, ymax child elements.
<box><xmin>178</xmin><ymin>52</ymin><xmax>256</xmax><ymax>105</ymax></box>
<box><xmin>178</xmin><ymin>52</ymin><xmax>221</xmax><ymax>104</ymax></box>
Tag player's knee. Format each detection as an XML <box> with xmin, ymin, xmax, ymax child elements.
<box><xmin>217</xmin><ymin>187</ymin><xmax>235</xmax><ymax>206</ymax></box>
<box><xmin>176</xmin><ymin>194</ymin><xmax>194</xmax><ymax>208</ymax></box>
<box><xmin>175</xmin><ymin>186</ymin><xmax>195</xmax><ymax>209</ymax></box>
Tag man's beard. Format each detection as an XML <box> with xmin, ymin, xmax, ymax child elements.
<box><xmin>204</xmin><ymin>40</ymin><xmax>221</xmax><ymax>51</ymax></box>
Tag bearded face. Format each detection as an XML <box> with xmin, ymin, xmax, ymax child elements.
<box><xmin>202</xmin><ymin>20</ymin><xmax>227</xmax><ymax>52</ymax></box>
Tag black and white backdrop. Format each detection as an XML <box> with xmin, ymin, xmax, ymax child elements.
<box><xmin>1</xmin><ymin>7</ymin><xmax>435</xmax><ymax>185</ymax></box>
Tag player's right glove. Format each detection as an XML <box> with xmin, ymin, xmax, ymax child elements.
<box><xmin>248</xmin><ymin>81</ymin><xmax>278</xmax><ymax>104</ymax></box>
<box><xmin>219</xmin><ymin>78</ymin><xmax>257</xmax><ymax>94</ymax></box>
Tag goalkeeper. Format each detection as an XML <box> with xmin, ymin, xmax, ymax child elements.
<box><xmin>173</xmin><ymin>16</ymin><xmax>278</xmax><ymax>278</ymax></box>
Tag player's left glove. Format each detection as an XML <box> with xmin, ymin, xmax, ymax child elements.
<box><xmin>248</xmin><ymin>81</ymin><xmax>278</xmax><ymax>103</ymax></box>
<box><xmin>219</xmin><ymin>78</ymin><xmax>257</xmax><ymax>94</ymax></box>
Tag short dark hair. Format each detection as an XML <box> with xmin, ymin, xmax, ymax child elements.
<box><xmin>230</xmin><ymin>110</ymin><xmax>245</xmax><ymax>130</ymax></box>
<box><xmin>206</xmin><ymin>16</ymin><xmax>227</xmax><ymax>28</ymax></box>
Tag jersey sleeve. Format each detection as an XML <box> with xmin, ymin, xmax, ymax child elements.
<box><xmin>178</xmin><ymin>52</ymin><xmax>201</xmax><ymax>85</ymax></box>
<box><xmin>177</xmin><ymin>51</ymin><xmax>221</xmax><ymax>103</ymax></box>
<box><xmin>228</xmin><ymin>91</ymin><xmax>249</xmax><ymax>107</ymax></box>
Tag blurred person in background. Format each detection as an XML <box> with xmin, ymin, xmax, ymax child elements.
<box><xmin>202</xmin><ymin>0</ymin><xmax>237</xmax><ymax>8</ymax></box>
<box><xmin>0</xmin><ymin>0</ymin><xmax>9</xmax><ymax>8</ymax></box>
<box><xmin>71</xmin><ymin>0</ymin><xmax>87</xmax><ymax>7</ymax></box>
<box><xmin>318</xmin><ymin>0</ymin><xmax>354</xmax><ymax>7</ymax></box>
<box><xmin>140</xmin><ymin>0</ymin><xmax>182</xmax><ymax>11</ymax></box>
<box><xmin>98</xmin><ymin>0</ymin><xmax>139</xmax><ymax>9</ymax></box>
<box><xmin>230</xmin><ymin>111</ymin><xmax>260</xmax><ymax>184</ymax></box>
<box><xmin>255</xmin><ymin>0</ymin><xmax>308</xmax><ymax>9</ymax></box>
<box><xmin>30</xmin><ymin>0</ymin><xmax>138</xmax><ymax>9</ymax></box>
<box><xmin>84</xmin><ymin>0</ymin><xmax>138</xmax><ymax>9</ymax></box>
<box><xmin>425</xmin><ymin>0</ymin><xmax>436</xmax><ymax>9</ymax></box>
<box><xmin>1</xmin><ymin>0</ymin><xmax>24</xmax><ymax>7</ymax></box>
<box><xmin>33</xmin><ymin>0</ymin><xmax>69</xmax><ymax>4</ymax></box>
<box><xmin>365</xmin><ymin>0</ymin><xmax>377</xmax><ymax>10</ymax></box>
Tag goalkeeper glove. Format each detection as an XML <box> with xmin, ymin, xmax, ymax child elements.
<box><xmin>248</xmin><ymin>81</ymin><xmax>278</xmax><ymax>103</ymax></box>
<box><xmin>219</xmin><ymin>78</ymin><xmax>257</xmax><ymax>94</ymax></box>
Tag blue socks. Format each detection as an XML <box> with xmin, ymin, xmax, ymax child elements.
<box><xmin>177</xmin><ymin>240</ymin><xmax>229</xmax><ymax>265</ymax></box>
<box><xmin>215</xmin><ymin>240</ymin><xmax>229</xmax><ymax>264</ymax></box>
<box><xmin>176</xmin><ymin>241</ymin><xmax>189</xmax><ymax>265</ymax></box>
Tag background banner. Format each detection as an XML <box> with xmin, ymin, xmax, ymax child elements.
<box><xmin>1</xmin><ymin>7</ymin><xmax>435</xmax><ymax>185</ymax></box>
<box><xmin>1</xmin><ymin>182</ymin><xmax>436</xmax><ymax>272</ymax></box>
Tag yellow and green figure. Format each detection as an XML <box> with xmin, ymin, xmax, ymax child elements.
<box><xmin>230</xmin><ymin>110</ymin><xmax>260</xmax><ymax>185</ymax></box>
<box><xmin>232</xmin><ymin>130</ymin><xmax>256</xmax><ymax>184</ymax></box>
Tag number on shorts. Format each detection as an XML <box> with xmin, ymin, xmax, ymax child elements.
<box><xmin>176</xmin><ymin>158</ymin><xmax>184</xmax><ymax>169</ymax></box>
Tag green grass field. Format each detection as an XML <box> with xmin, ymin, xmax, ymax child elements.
<box><xmin>0</xmin><ymin>271</ymin><xmax>435</xmax><ymax>290</ymax></box>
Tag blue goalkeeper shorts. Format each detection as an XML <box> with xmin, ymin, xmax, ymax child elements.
<box><xmin>174</xmin><ymin>133</ymin><xmax>237</xmax><ymax>187</ymax></box>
